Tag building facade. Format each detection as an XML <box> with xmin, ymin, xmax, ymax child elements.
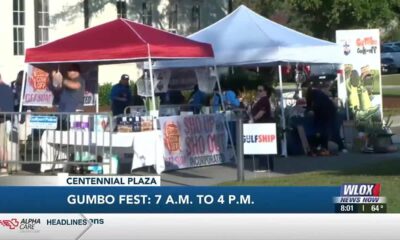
<box><xmin>0</xmin><ymin>0</ymin><xmax>229</xmax><ymax>85</ymax></box>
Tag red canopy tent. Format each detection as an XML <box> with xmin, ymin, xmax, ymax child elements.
<box><xmin>23</xmin><ymin>18</ymin><xmax>214</xmax><ymax>112</ymax></box>
<box><xmin>25</xmin><ymin>18</ymin><xmax>214</xmax><ymax>63</ymax></box>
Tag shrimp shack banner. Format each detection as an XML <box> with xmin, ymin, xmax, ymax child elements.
<box><xmin>159</xmin><ymin>114</ymin><xmax>229</xmax><ymax>171</ymax></box>
<box><xmin>23</xmin><ymin>65</ymin><xmax>97</xmax><ymax>107</ymax></box>
<box><xmin>335</xmin><ymin>29</ymin><xmax>383</xmax><ymax>120</ymax></box>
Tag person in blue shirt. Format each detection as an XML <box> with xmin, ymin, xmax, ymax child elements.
<box><xmin>57</xmin><ymin>64</ymin><xmax>86</xmax><ymax>113</ymax></box>
<box><xmin>110</xmin><ymin>74</ymin><xmax>132</xmax><ymax>116</ymax></box>
<box><xmin>212</xmin><ymin>84</ymin><xmax>240</xmax><ymax>112</ymax></box>
<box><xmin>188</xmin><ymin>85</ymin><xmax>206</xmax><ymax>114</ymax></box>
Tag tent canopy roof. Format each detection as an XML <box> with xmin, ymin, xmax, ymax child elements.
<box><xmin>25</xmin><ymin>18</ymin><xmax>214</xmax><ymax>64</ymax></box>
<box><xmin>153</xmin><ymin>5</ymin><xmax>342</xmax><ymax>69</ymax></box>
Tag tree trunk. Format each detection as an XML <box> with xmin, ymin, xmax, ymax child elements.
<box><xmin>83</xmin><ymin>0</ymin><xmax>89</xmax><ymax>28</ymax></box>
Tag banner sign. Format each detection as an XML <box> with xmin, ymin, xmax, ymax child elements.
<box><xmin>243</xmin><ymin>123</ymin><xmax>277</xmax><ymax>155</ymax></box>
<box><xmin>336</xmin><ymin>29</ymin><xmax>383</xmax><ymax>119</ymax></box>
<box><xmin>0</xmin><ymin>186</ymin><xmax>339</xmax><ymax>213</ymax></box>
<box><xmin>159</xmin><ymin>114</ymin><xmax>229</xmax><ymax>170</ymax></box>
<box><xmin>23</xmin><ymin>65</ymin><xmax>97</xmax><ymax>107</ymax></box>
<box><xmin>23</xmin><ymin>66</ymin><xmax>54</xmax><ymax>106</ymax></box>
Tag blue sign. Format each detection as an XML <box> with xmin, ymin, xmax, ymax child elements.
<box><xmin>30</xmin><ymin>115</ymin><xmax>58</xmax><ymax>129</ymax></box>
<box><xmin>0</xmin><ymin>187</ymin><xmax>340</xmax><ymax>213</ymax></box>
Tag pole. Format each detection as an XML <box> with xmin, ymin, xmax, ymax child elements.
<box><xmin>338</xmin><ymin>64</ymin><xmax>349</xmax><ymax>120</ymax></box>
<box><xmin>147</xmin><ymin>45</ymin><xmax>157</xmax><ymax>117</ymax></box>
<box><xmin>95</xmin><ymin>93</ymin><xmax>99</xmax><ymax>113</ymax></box>
<box><xmin>278</xmin><ymin>65</ymin><xmax>288</xmax><ymax>157</ymax></box>
<box><xmin>236</xmin><ymin>110</ymin><xmax>244</xmax><ymax>182</ymax></box>
<box><xmin>19</xmin><ymin>65</ymin><xmax>28</xmax><ymax>113</ymax></box>
<box><xmin>214</xmin><ymin>65</ymin><xmax>226</xmax><ymax>112</ymax></box>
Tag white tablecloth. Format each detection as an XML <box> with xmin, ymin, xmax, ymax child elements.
<box><xmin>40</xmin><ymin>130</ymin><xmax>165</xmax><ymax>174</ymax></box>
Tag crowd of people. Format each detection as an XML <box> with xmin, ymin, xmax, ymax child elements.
<box><xmin>0</xmin><ymin>64</ymin><xmax>347</xmax><ymax>174</ymax></box>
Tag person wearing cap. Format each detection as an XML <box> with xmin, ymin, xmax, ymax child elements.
<box><xmin>57</xmin><ymin>64</ymin><xmax>85</xmax><ymax>113</ymax></box>
<box><xmin>110</xmin><ymin>74</ymin><xmax>132</xmax><ymax>116</ymax></box>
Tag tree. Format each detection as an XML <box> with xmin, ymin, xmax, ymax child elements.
<box><xmin>233</xmin><ymin>0</ymin><xmax>400</xmax><ymax>41</ymax></box>
<box><xmin>51</xmin><ymin>0</ymin><xmax>229</xmax><ymax>35</ymax></box>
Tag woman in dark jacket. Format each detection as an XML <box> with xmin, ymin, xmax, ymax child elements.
<box><xmin>249</xmin><ymin>84</ymin><xmax>274</xmax><ymax>172</ymax></box>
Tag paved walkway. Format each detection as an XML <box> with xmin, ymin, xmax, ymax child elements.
<box><xmin>156</xmin><ymin>151</ymin><xmax>400</xmax><ymax>186</ymax></box>
<box><xmin>1</xmin><ymin>151</ymin><xmax>399</xmax><ymax>186</ymax></box>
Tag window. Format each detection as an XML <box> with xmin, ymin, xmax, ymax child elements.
<box><xmin>191</xmin><ymin>4</ymin><xmax>201</xmax><ymax>31</ymax></box>
<box><xmin>34</xmin><ymin>0</ymin><xmax>49</xmax><ymax>46</ymax></box>
<box><xmin>13</xmin><ymin>0</ymin><xmax>25</xmax><ymax>55</ymax></box>
<box><xmin>116</xmin><ymin>0</ymin><xmax>127</xmax><ymax>18</ymax></box>
<box><xmin>142</xmin><ymin>2</ymin><xmax>152</xmax><ymax>26</ymax></box>
<box><xmin>168</xmin><ymin>4</ymin><xmax>178</xmax><ymax>32</ymax></box>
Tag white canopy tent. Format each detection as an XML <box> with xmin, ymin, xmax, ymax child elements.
<box><xmin>153</xmin><ymin>5</ymin><xmax>342</xmax><ymax>68</ymax></box>
<box><xmin>153</xmin><ymin>5</ymin><xmax>344</xmax><ymax>156</ymax></box>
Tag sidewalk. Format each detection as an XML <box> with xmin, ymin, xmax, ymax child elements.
<box><xmin>1</xmin><ymin>151</ymin><xmax>398</xmax><ymax>186</ymax></box>
<box><xmin>156</xmin><ymin>151</ymin><xmax>400</xmax><ymax>186</ymax></box>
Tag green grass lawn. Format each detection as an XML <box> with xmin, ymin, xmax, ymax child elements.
<box><xmin>382</xmin><ymin>74</ymin><xmax>400</xmax><ymax>86</ymax></box>
<box><xmin>382</xmin><ymin>88</ymin><xmax>400</xmax><ymax>97</ymax></box>
<box><xmin>220</xmin><ymin>159</ymin><xmax>400</xmax><ymax>213</ymax></box>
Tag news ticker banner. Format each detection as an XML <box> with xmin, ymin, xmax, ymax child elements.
<box><xmin>0</xmin><ymin>178</ymin><xmax>387</xmax><ymax>214</ymax></box>
<box><xmin>1</xmin><ymin>214</ymin><xmax>399</xmax><ymax>240</ymax></box>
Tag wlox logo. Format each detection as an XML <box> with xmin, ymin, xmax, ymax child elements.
<box><xmin>0</xmin><ymin>218</ymin><xmax>20</xmax><ymax>230</ymax></box>
<box><xmin>340</xmin><ymin>184</ymin><xmax>381</xmax><ymax>196</ymax></box>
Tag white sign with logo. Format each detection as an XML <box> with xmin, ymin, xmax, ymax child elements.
<box><xmin>336</xmin><ymin>29</ymin><xmax>383</xmax><ymax>119</ymax></box>
<box><xmin>243</xmin><ymin>123</ymin><xmax>277</xmax><ymax>155</ymax></box>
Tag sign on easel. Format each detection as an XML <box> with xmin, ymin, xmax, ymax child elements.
<box><xmin>243</xmin><ymin>123</ymin><xmax>277</xmax><ymax>155</ymax></box>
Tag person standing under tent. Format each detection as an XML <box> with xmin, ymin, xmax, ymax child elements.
<box><xmin>57</xmin><ymin>64</ymin><xmax>86</xmax><ymax>113</ymax></box>
<box><xmin>0</xmin><ymin>73</ymin><xmax>16</xmax><ymax>173</ymax></box>
<box><xmin>188</xmin><ymin>85</ymin><xmax>206</xmax><ymax>114</ymax></box>
<box><xmin>11</xmin><ymin>70</ymin><xmax>24</xmax><ymax>112</ymax></box>
<box><xmin>50</xmin><ymin>64</ymin><xmax>85</xmax><ymax>131</ymax></box>
<box><xmin>110</xmin><ymin>74</ymin><xmax>132</xmax><ymax>116</ymax></box>
<box><xmin>305</xmin><ymin>87</ymin><xmax>346</xmax><ymax>155</ymax></box>
<box><xmin>249</xmin><ymin>84</ymin><xmax>275</xmax><ymax>172</ymax></box>
<box><xmin>212</xmin><ymin>84</ymin><xmax>241</xmax><ymax>112</ymax></box>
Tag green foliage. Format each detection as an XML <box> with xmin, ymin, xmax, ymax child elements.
<box><xmin>98</xmin><ymin>82</ymin><xmax>112</xmax><ymax>107</ymax></box>
<box><xmin>219</xmin><ymin>67</ymin><xmax>268</xmax><ymax>93</ymax></box>
<box><xmin>235</xmin><ymin>0</ymin><xmax>400</xmax><ymax>41</ymax></box>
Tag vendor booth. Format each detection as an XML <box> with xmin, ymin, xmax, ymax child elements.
<box><xmin>22</xmin><ymin>18</ymin><xmax>231</xmax><ymax>174</ymax></box>
<box><xmin>152</xmin><ymin>5</ymin><xmax>345</xmax><ymax>156</ymax></box>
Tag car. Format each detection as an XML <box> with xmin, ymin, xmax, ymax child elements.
<box><xmin>381</xmin><ymin>46</ymin><xmax>400</xmax><ymax>71</ymax></box>
<box><xmin>381</xmin><ymin>57</ymin><xmax>398</xmax><ymax>74</ymax></box>
<box><xmin>301</xmin><ymin>64</ymin><xmax>339</xmax><ymax>90</ymax></box>
<box><xmin>309</xmin><ymin>64</ymin><xmax>339</xmax><ymax>82</ymax></box>
<box><xmin>383</xmin><ymin>41</ymin><xmax>400</xmax><ymax>49</ymax></box>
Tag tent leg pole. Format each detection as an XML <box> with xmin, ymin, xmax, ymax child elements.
<box><xmin>215</xmin><ymin>66</ymin><xmax>225</xmax><ymax>112</ymax></box>
<box><xmin>214</xmin><ymin>64</ymin><xmax>239</xmax><ymax>166</ymax></box>
<box><xmin>19</xmin><ymin>65</ymin><xmax>28</xmax><ymax>113</ymax></box>
<box><xmin>95</xmin><ymin>93</ymin><xmax>99</xmax><ymax>113</ymax></box>
<box><xmin>278</xmin><ymin>65</ymin><xmax>288</xmax><ymax>157</ymax></box>
<box><xmin>147</xmin><ymin>48</ymin><xmax>157</xmax><ymax>116</ymax></box>
<box><xmin>17</xmin><ymin>65</ymin><xmax>29</xmax><ymax>122</ymax></box>
<box><xmin>338</xmin><ymin>64</ymin><xmax>349</xmax><ymax>120</ymax></box>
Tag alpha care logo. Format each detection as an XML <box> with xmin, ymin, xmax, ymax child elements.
<box><xmin>356</xmin><ymin>37</ymin><xmax>378</xmax><ymax>55</ymax></box>
<box><xmin>19</xmin><ymin>218</ymin><xmax>41</xmax><ymax>232</ymax></box>
<box><xmin>0</xmin><ymin>218</ymin><xmax>20</xmax><ymax>230</ymax></box>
